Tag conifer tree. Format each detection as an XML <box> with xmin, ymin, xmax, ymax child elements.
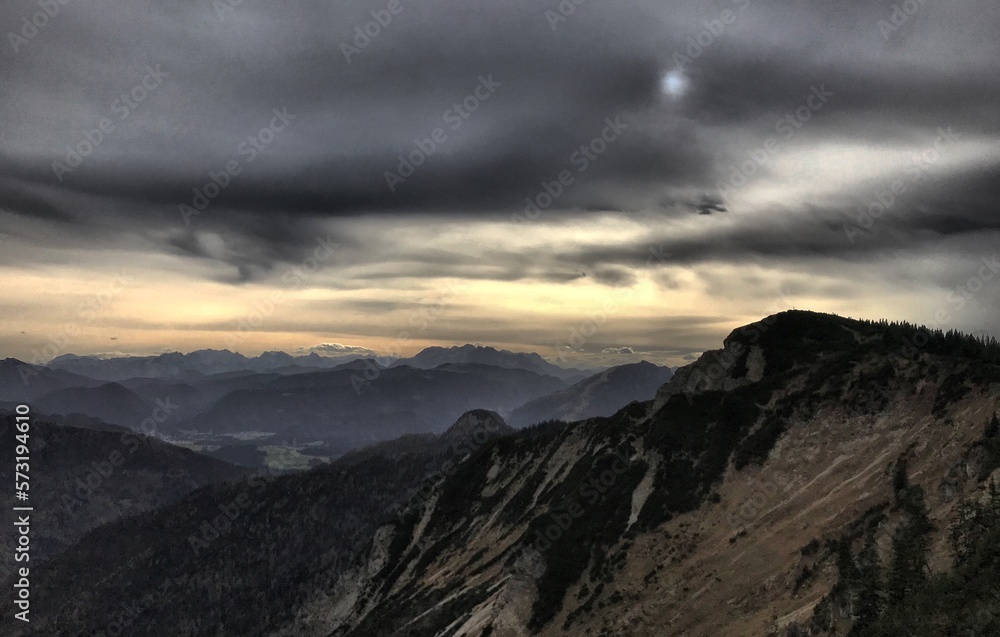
<box><xmin>851</xmin><ymin>533</ymin><xmax>884</xmax><ymax>633</ymax></box>
<box><xmin>892</xmin><ymin>457</ymin><xmax>909</xmax><ymax>504</ymax></box>
<box><xmin>887</xmin><ymin>486</ymin><xmax>933</xmax><ymax>604</ymax></box>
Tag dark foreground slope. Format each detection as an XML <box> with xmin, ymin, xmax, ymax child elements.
<box><xmin>290</xmin><ymin>311</ymin><xmax>1000</xmax><ymax>637</ymax></box>
<box><xmin>2</xmin><ymin>411</ymin><xmax>512</xmax><ymax>636</ymax></box>
<box><xmin>0</xmin><ymin>416</ymin><xmax>247</xmax><ymax>565</ymax></box>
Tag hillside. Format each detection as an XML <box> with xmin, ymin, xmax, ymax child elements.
<box><xmin>0</xmin><ymin>416</ymin><xmax>247</xmax><ymax>565</ymax></box>
<box><xmin>285</xmin><ymin>311</ymin><xmax>1000</xmax><ymax>637</ymax></box>
<box><xmin>0</xmin><ymin>411</ymin><xmax>514</xmax><ymax>636</ymax></box>
<box><xmin>32</xmin><ymin>382</ymin><xmax>154</xmax><ymax>430</ymax></box>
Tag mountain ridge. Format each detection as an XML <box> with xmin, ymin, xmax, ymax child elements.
<box><xmin>508</xmin><ymin>360</ymin><xmax>674</xmax><ymax>427</ymax></box>
<box><xmin>41</xmin><ymin>344</ymin><xmax>602</xmax><ymax>383</ymax></box>
<box><xmin>290</xmin><ymin>310</ymin><xmax>1000</xmax><ymax>637</ymax></box>
<box><xmin>5</xmin><ymin>311</ymin><xmax>1000</xmax><ymax>636</ymax></box>
<box><xmin>391</xmin><ymin>344</ymin><xmax>596</xmax><ymax>381</ymax></box>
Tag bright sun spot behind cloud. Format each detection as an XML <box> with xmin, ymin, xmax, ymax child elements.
<box><xmin>661</xmin><ymin>69</ymin><xmax>689</xmax><ymax>99</ymax></box>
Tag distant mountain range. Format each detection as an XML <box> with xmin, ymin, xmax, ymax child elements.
<box><xmin>8</xmin><ymin>311</ymin><xmax>1000</xmax><ymax>636</ymax></box>
<box><xmin>507</xmin><ymin>360</ymin><xmax>674</xmax><ymax>427</ymax></box>
<box><xmin>176</xmin><ymin>363</ymin><xmax>566</xmax><ymax>452</ymax></box>
<box><xmin>44</xmin><ymin>349</ymin><xmax>358</xmax><ymax>381</ymax></box>
<box><xmin>390</xmin><ymin>344</ymin><xmax>595</xmax><ymax>382</ymax></box>
<box><xmin>41</xmin><ymin>344</ymin><xmax>599</xmax><ymax>383</ymax></box>
<box><xmin>0</xmin><ymin>345</ymin><xmax>661</xmax><ymax>466</ymax></box>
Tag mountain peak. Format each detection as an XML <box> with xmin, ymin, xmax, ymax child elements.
<box><xmin>400</xmin><ymin>344</ymin><xmax>585</xmax><ymax>380</ymax></box>
<box><xmin>724</xmin><ymin>310</ymin><xmax>876</xmax><ymax>347</ymax></box>
<box><xmin>442</xmin><ymin>409</ymin><xmax>512</xmax><ymax>443</ymax></box>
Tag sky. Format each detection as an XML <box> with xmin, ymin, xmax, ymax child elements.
<box><xmin>1</xmin><ymin>0</ymin><xmax>998</xmax><ymax>367</ymax></box>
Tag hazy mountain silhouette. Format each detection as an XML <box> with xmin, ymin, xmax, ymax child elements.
<box><xmin>0</xmin><ymin>358</ymin><xmax>101</xmax><ymax>402</ymax></box>
<box><xmin>507</xmin><ymin>360</ymin><xmax>674</xmax><ymax>427</ymax></box>
<box><xmin>45</xmin><ymin>350</ymin><xmax>359</xmax><ymax>382</ymax></box>
<box><xmin>177</xmin><ymin>364</ymin><xmax>565</xmax><ymax>450</ymax></box>
<box><xmin>391</xmin><ymin>344</ymin><xmax>595</xmax><ymax>381</ymax></box>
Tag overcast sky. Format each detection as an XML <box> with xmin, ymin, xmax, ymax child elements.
<box><xmin>1</xmin><ymin>0</ymin><xmax>998</xmax><ymax>366</ymax></box>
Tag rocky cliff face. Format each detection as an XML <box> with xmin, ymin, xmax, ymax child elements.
<box><xmin>287</xmin><ymin>311</ymin><xmax>1000</xmax><ymax>637</ymax></box>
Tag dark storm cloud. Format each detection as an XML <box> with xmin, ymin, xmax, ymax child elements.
<box><xmin>306</xmin><ymin>299</ymin><xmax>477</xmax><ymax>314</ymax></box>
<box><xmin>0</xmin><ymin>176</ymin><xmax>75</xmax><ymax>223</ymax></box>
<box><xmin>553</xmin><ymin>161</ymin><xmax>1000</xmax><ymax>272</ymax></box>
<box><xmin>588</xmin><ymin>266</ymin><xmax>638</xmax><ymax>287</ymax></box>
<box><xmin>1</xmin><ymin>0</ymin><xmax>673</xmax><ymax>216</ymax></box>
<box><xmin>678</xmin><ymin>47</ymin><xmax>1000</xmax><ymax>135</ymax></box>
<box><xmin>693</xmin><ymin>195</ymin><xmax>728</xmax><ymax>215</ymax></box>
<box><xmin>0</xmin><ymin>0</ymin><xmax>997</xmax><ymax>274</ymax></box>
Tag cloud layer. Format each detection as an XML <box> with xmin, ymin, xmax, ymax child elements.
<box><xmin>1</xmin><ymin>0</ymin><xmax>998</xmax><ymax>363</ymax></box>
